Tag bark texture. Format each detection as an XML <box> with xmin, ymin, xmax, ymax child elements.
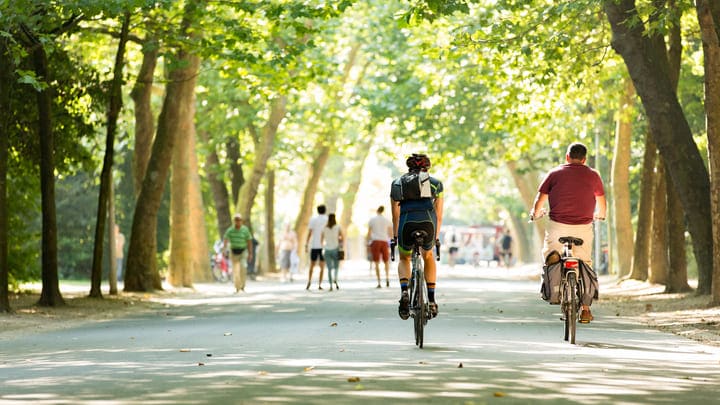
<box><xmin>611</xmin><ymin>77</ymin><xmax>634</xmax><ymax>277</ymax></box>
<box><xmin>90</xmin><ymin>12</ymin><xmax>130</xmax><ymax>298</ymax></box>
<box><xmin>605</xmin><ymin>0</ymin><xmax>713</xmax><ymax>293</ymax></box>
<box><xmin>130</xmin><ymin>36</ymin><xmax>159</xmax><ymax>197</ymax></box>
<box><xmin>125</xmin><ymin>2</ymin><xmax>203</xmax><ymax>292</ymax></box>
<box><xmin>696</xmin><ymin>0</ymin><xmax>720</xmax><ymax>302</ymax></box>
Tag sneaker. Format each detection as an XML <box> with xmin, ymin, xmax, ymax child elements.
<box><xmin>386</xmin><ymin>280</ymin><xmax>390</xmax><ymax>287</ymax></box>
<box><xmin>579</xmin><ymin>308</ymin><xmax>593</xmax><ymax>323</ymax></box>
<box><xmin>398</xmin><ymin>291</ymin><xmax>410</xmax><ymax>320</ymax></box>
<box><xmin>429</xmin><ymin>302</ymin><xmax>438</xmax><ymax>318</ymax></box>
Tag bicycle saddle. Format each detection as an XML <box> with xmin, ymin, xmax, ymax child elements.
<box><xmin>559</xmin><ymin>236</ymin><xmax>584</xmax><ymax>246</ymax></box>
<box><xmin>412</xmin><ymin>230</ymin><xmax>429</xmax><ymax>240</ymax></box>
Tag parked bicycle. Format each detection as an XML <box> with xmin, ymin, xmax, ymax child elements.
<box><xmin>391</xmin><ymin>230</ymin><xmax>440</xmax><ymax>349</ymax></box>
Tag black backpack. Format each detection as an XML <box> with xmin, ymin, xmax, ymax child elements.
<box><xmin>391</xmin><ymin>171</ymin><xmax>432</xmax><ymax>201</ymax></box>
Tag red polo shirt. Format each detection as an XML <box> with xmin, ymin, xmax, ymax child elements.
<box><xmin>538</xmin><ymin>163</ymin><xmax>605</xmax><ymax>225</ymax></box>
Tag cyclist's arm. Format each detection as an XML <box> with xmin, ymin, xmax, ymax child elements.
<box><xmin>391</xmin><ymin>199</ymin><xmax>400</xmax><ymax>238</ymax></box>
<box><xmin>595</xmin><ymin>195</ymin><xmax>607</xmax><ymax>220</ymax></box>
<box><xmin>434</xmin><ymin>195</ymin><xmax>444</xmax><ymax>240</ymax></box>
<box><xmin>531</xmin><ymin>192</ymin><xmax>548</xmax><ymax>217</ymax></box>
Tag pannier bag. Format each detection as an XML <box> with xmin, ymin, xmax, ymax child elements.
<box><xmin>540</xmin><ymin>253</ymin><xmax>599</xmax><ymax>306</ymax></box>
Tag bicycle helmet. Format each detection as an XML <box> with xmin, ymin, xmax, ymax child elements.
<box><xmin>406</xmin><ymin>153</ymin><xmax>431</xmax><ymax>172</ymax></box>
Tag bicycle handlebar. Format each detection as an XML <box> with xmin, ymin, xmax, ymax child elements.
<box><xmin>435</xmin><ymin>239</ymin><xmax>441</xmax><ymax>261</ymax></box>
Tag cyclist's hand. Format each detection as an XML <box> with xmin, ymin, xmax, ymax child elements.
<box><xmin>594</xmin><ymin>214</ymin><xmax>606</xmax><ymax>221</ymax></box>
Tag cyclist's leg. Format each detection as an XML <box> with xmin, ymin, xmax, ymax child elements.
<box><xmin>396</xmin><ymin>213</ymin><xmax>413</xmax><ymax>319</ymax></box>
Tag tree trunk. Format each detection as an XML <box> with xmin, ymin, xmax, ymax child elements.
<box><xmin>130</xmin><ymin>35</ymin><xmax>159</xmax><ymax>197</ymax></box>
<box><xmin>264</xmin><ymin>169</ymin><xmax>276</xmax><ymax>274</ymax></box>
<box><xmin>236</xmin><ymin>96</ymin><xmax>287</xmax><ymax>221</ymax></box>
<box><xmin>649</xmin><ymin>160</ymin><xmax>669</xmax><ymax>285</ymax></box>
<box><xmin>200</xmin><ymin>130</ymin><xmax>231</xmax><ymax>239</ymax></box>
<box><xmin>169</xmin><ymin>97</ymin><xmax>194</xmax><ymax>287</ymax></box>
<box><xmin>108</xmin><ymin>182</ymin><xmax>118</xmax><ymax>295</ymax></box>
<box><xmin>611</xmin><ymin>76</ymin><xmax>635</xmax><ymax>278</ymax></box>
<box><xmin>32</xmin><ymin>41</ymin><xmax>63</xmax><ymax>307</ymax></box>
<box><xmin>0</xmin><ymin>38</ymin><xmax>10</xmax><ymax>312</ymax></box>
<box><xmin>339</xmin><ymin>141</ymin><xmax>371</xmax><ymax>233</ymax></box>
<box><xmin>506</xmin><ymin>161</ymin><xmax>545</xmax><ymax>251</ymax></box>
<box><xmin>295</xmin><ymin>143</ymin><xmax>331</xmax><ymax>256</ymax></box>
<box><xmin>227</xmin><ymin>137</ymin><xmax>243</xmax><ymax>206</ymax></box>
<box><xmin>665</xmin><ymin>2</ymin><xmax>691</xmax><ymax>293</ymax></box>
<box><xmin>188</xmin><ymin>130</ymin><xmax>210</xmax><ymax>283</ymax></box>
<box><xmin>697</xmin><ymin>0</ymin><xmax>720</xmax><ymax>303</ymax></box>
<box><xmin>629</xmin><ymin>135</ymin><xmax>656</xmax><ymax>281</ymax></box>
<box><xmin>90</xmin><ymin>12</ymin><xmax>130</xmax><ymax>298</ymax></box>
<box><xmin>125</xmin><ymin>2</ymin><xmax>203</xmax><ymax>292</ymax></box>
<box><xmin>605</xmin><ymin>0</ymin><xmax>713</xmax><ymax>293</ymax></box>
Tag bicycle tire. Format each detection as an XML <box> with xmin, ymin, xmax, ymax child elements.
<box><xmin>567</xmin><ymin>273</ymin><xmax>578</xmax><ymax>344</ymax></box>
<box><xmin>413</xmin><ymin>257</ymin><xmax>425</xmax><ymax>348</ymax></box>
<box><xmin>415</xmin><ymin>273</ymin><xmax>425</xmax><ymax>348</ymax></box>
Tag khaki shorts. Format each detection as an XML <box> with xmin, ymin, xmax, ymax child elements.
<box><xmin>542</xmin><ymin>220</ymin><xmax>594</xmax><ymax>267</ymax></box>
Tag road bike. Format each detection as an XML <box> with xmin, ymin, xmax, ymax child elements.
<box><xmin>391</xmin><ymin>230</ymin><xmax>440</xmax><ymax>349</ymax></box>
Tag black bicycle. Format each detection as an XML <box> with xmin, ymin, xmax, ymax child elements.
<box><xmin>392</xmin><ymin>230</ymin><xmax>440</xmax><ymax>349</ymax></box>
<box><xmin>530</xmin><ymin>211</ymin><xmax>586</xmax><ymax>344</ymax></box>
<box><xmin>558</xmin><ymin>236</ymin><xmax>584</xmax><ymax>344</ymax></box>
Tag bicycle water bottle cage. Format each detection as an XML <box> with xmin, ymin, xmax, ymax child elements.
<box><xmin>559</xmin><ymin>236</ymin><xmax>584</xmax><ymax>246</ymax></box>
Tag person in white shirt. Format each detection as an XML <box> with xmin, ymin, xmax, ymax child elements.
<box><xmin>305</xmin><ymin>204</ymin><xmax>328</xmax><ymax>290</ymax></box>
<box><xmin>367</xmin><ymin>206</ymin><xmax>393</xmax><ymax>288</ymax></box>
<box><xmin>321</xmin><ymin>213</ymin><xmax>344</xmax><ymax>291</ymax></box>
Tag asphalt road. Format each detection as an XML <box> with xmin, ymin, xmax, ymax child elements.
<box><xmin>2</xmin><ymin>262</ymin><xmax>719</xmax><ymax>404</ymax></box>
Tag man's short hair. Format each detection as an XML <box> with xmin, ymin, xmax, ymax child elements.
<box><xmin>377</xmin><ymin>206</ymin><xmax>384</xmax><ymax>214</ymax></box>
<box><xmin>317</xmin><ymin>205</ymin><xmax>327</xmax><ymax>214</ymax></box>
<box><xmin>567</xmin><ymin>142</ymin><xmax>588</xmax><ymax>160</ymax></box>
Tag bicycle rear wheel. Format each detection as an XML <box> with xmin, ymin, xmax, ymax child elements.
<box><xmin>565</xmin><ymin>273</ymin><xmax>578</xmax><ymax>344</ymax></box>
<box><xmin>414</xmin><ymin>275</ymin><xmax>425</xmax><ymax>348</ymax></box>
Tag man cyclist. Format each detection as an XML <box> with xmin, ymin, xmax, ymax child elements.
<box><xmin>390</xmin><ymin>153</ymin><xmax>444</xmax><ymax>320</ymax></box>
<box><xmin>531</xmin><ymin>142</ymin><xmax>606</xmax><ymax>323</ymax></box>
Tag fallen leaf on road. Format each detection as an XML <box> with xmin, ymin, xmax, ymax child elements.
<box><xmin>645</xmin><ymin>304</ymin><xmax>653</xmax><ymax>312</ymax></box>
<box><xmin>223</xmin><ymin>332</ymin><xmax>232</xmax><ymax>336</ymax></box>
<box><xmin>419</xmin><ymin>361</ymin><xmax>428</xmax><ymax>365</ymax></box>
<box><xmin>494</xmin><ymin>392</ymin><xmax>505</xmax><ymax>397</ymax></box>
<box><xmin>258</xmin><ymin>371</ymin><xmax>268</xmax><ymax>376</ymax></box>
<box><xmin>198</xmin><ymin>362</ymin><xmax>205</xmax><ymax>366</ymax></box>
<box><xmin>180</xmin><ymin>348</ymin><xmax>191</xmax><ymax>352</ymax></box>
<box><xmin>206</xmin><ymin>353</ymin><xmax>212</xmax><ymax>357</ymax></box>
<box><xmin>347</xmin><ymin>377</ymin><xmax>360</xmax><ymax>382</ymax></box>
<box><xmin>354</xmin><ymin>384</ymin><xmax>364</xmax><ymax>390</ymax></box>
<box><xmin>457</xmin><ymin>363</ymin><xmax>463</xmax><ymax>368</ymax></box>
<box><xmin>304</xmin><ymin>366</ymin><xmax>315</xmax><ymax>372</ymax></box>
<box><xmin>330</xmin><ymin>322</ymin><xmax>338</xmax><ymax>327</ymax></box>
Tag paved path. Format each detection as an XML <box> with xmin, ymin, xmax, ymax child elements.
<box><xmin>2</xmin><ymin>262</ymin><xmax>719</xmax><ymax>404</ymax></box>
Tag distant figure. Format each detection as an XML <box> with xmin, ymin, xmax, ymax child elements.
<box><xmin>224</xmin><ymin>213</ymin><xmax>254</xmax><ymax>293</ymax></box>
<box><xmin>278</xmin><ymin>223</ymin><xmax>298</xmax><ymax>282</ymax></box>
<box><xmin>115</xmin><ymin>225</ymin><xmax>125</xmax><ymax>281</ymax></box>
<box><xmin>322</xmin><ymin>214</ymin><xmax>344</xmax><ymax>291</ymax></box>
<box><xmin>500</xmin><ymin>229</ymin><xmax>513</xmax><ymax>268</ymax></box>
<box><xmin>447</xmin><ymin>227</ymin><xmax>459</xmax><ymax>267</ymax></box>
<box><xmin>367</xmin><ymin>206</ymin><xmax>392</xmax><ymax>288</ymax></box>
<box><xmin>305</xmin><ymin>204</ymin><xmax>328</xmax><ymax>290</ymax></box>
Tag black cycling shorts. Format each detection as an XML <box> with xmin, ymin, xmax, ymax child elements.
<box><xmin>397</xmin><ymin>210</ymin><xmax>436</xmax><ymax>253</ymax></box>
